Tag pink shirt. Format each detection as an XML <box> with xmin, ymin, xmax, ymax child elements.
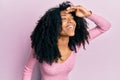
<box><xmin>22</xmin><ymin>13</ymin><xmax>111</xmax><ymax>80</ymax></box>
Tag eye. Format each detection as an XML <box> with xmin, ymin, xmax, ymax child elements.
<box><xmin>62</xmin><ymin>18</ymin><xmax>68</xmax><ymax>22</ymax></box>
<box><xmin>62</xmin><ymin>18</ymin><xmax>67</xmax><ymax>20</ymax></box>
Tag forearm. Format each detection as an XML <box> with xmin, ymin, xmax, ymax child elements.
<box><xmin>87</xmin><ymin>13</ymin><xmax>111</xmax><ymax>32</ymax></box>
<box><xmin>87</xmin><ymin>13</ymin><xmax>111</xmax><ymax>40</ymax></box>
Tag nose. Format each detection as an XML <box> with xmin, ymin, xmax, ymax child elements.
<box><xmin>68</xmin><ymin>18</ymin><xmax>72</xmax><ymax>23</ymax></box>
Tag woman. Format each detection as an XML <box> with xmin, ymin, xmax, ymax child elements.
<box><xmin>22</xmin><ymin>1</ymin><xmax>111</xmax><ymax>80</ymax></box>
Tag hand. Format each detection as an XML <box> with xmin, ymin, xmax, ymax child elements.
<box><xmin>66</xmin><ymin>5</ymin><xmax>92</xmax><ymax>18</ymax></box>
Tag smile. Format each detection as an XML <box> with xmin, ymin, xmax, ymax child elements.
<box><xmin>66</xmin><ymin>25</ymin><xmax>74</xmax><ymax>30</ymax></box>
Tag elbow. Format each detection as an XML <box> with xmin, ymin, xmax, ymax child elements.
<box><xmin>101</xmin><ymin>21</ymin><xmax>111</xmax><ymax>32</ymax></box>
<box><xmin>105</xmin><ymin>22</ymin><xmax>111</xmax><ymax>30</ymax></box>
<box><xmin>98</xmin><ymin>22</ymin><xmax>111</xmax><ymax>33</ymax></box>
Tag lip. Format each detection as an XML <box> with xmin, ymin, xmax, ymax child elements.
<box><xmin>66</xmin><ymin>25</ymin><xmax>73</xmax><ymax>29</ymax></box>
<box><xmin>66</xmin><ymin>25</ymin><xmax>75</xmax><ymax>30</ymax></box>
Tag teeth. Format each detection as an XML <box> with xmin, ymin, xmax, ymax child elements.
<box><xmin>67</xmin><ymin>25</ymin><xmax>74</xmax><ymax>29</ymax></box>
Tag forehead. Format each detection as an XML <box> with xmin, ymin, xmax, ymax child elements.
<box><xmin>60</xmin><ymin>10</ymin><xmax>73</xmax><ymax>17</ymax></box>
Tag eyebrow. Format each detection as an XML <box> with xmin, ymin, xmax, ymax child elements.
<box><xmin>61</xmin><ymin>14</ymin><xmax>72</xmax><ymax>16</ymax></box>
<box><xmin>61</xmin><ymin>14</ymin><xmax>67</xmax><ymax>16</ymax></box>
<box><xmin>61</xmin><ymin>15</ymin><xmax>73</xmax><ymax>18</ymax></box>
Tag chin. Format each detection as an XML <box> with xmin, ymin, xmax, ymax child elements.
<box><xmin>68</xmin><ymin>33</ymin><xmax>75</xmax><ymax>37</ymax></box>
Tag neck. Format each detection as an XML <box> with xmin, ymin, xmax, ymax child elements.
<box><xmin>57</xmin><ymin>36</ymin><xmax>69</xmax><ymax>48</ymax></box>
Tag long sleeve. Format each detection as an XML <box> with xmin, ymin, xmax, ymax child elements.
<box><xmin>87</xmin><ymin>13</ymin><xmax>111</xmax><ymax>41</ymax></box>
<box><xmin>76</xmin><ymin>13</ymin><xmax>111</xmax><ymax>51</ymax></box>
<box><xmin>22</xmin><ymin>47</ymin><xmax>38</xmax><ymax>80</ymax></box>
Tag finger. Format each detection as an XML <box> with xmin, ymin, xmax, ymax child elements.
<box><xmin>75</xmin><ymin>5</ymin><xmax>88</xmax><ymax>13</ymax></box>
<box><xmin>67</xmin><ymin>6</ymin><xmax>83</xmax><ymax>13</ymax></box>
<box><xmin>76</xmin><ymin>5</ymin><xmax>82</xmax><ymax>7</ymax></box>
<box><xmin>66</xmin><ymin>6</ymin><xmax>76</xmax><ymax>10</ymax></box>
<box><xmin>66</xmin><ymin>7</ymin><xmax>76</xmax><ymax>13</ymax></box>
<box><xmin>76</xmin><ymin>6</ymin><xmax>83</xmax><ymax>10</ymax></box>
<box><xmin>66</xmin><ymin>9</ymin><xmax>75</xmax><ymax>13</ymax></box>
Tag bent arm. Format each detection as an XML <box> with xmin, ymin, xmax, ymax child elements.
<box><xmin>22</xmin><ymin>47</ymin><xmax>37</xmax><ymax>80</ymax></box>
<box><xmin>87</xmin><ymin>13</ymin><xmax>111</xmax><ymax>41</ymax></box>
<box><xmin>76</xmin><ymin>13</ymin><xmax>111</xmax><ymax>51</ymax></box>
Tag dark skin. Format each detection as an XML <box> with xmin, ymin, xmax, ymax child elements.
<box><xmin>57</xmin><ymin>5</ymin><xmax>92</xmax><ymax>63</ymax></box>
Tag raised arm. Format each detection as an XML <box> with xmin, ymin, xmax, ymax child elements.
<box><xmin>66</xmin><ymin>5</ymin><xmax>111</xmax><ymax>41</ymax></box>
<box><xmin>87</xmin><ymin>13</ymin><xmax>111</xmax><ymax>41</ymax></box>
<box><xmin>66</xmin><ymin>5</ymin><xmax>111</xmax><ymax>51</ymax></box>
<box><xmin>22</xmin><ymin>47</ymin><xmax>38</xmax><ymax>80</ymax></box>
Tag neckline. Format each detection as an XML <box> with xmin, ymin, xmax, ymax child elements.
<box><xmin>53</xmin><ymin>51</ymin><xmax>74</xmax><ymax>65</ymax></box>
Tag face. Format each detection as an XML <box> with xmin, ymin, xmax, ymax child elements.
<box><xmin>60</xmin><ymin>10</ymin><xmax>76</xmax><ymax>37</ymax></box>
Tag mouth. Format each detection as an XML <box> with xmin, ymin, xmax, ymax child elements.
<box><xmin>66</xmin><ymin>25</ymin><xmax>75</xmax><ymax>30</ymax></box>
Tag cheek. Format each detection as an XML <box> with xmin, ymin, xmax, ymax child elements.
<box><xmin>61</xmin><ymin>22</ymin><xmax>67</xmax><ymax>31</ymax></box>
<box><xmin>62</xmin><ymin>21</ymin><xmax>67</xmax><ymax>26</ymax></box>
<box><xmin>73</xmin><ymin>20</ymin><xmax>76</xmax><ymax>26</ymax></box>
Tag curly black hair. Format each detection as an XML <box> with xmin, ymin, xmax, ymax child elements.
<box><xmin>30</xmin><ymin>1</ymin><xmax>89</xmax><ymax>65</ymax></box>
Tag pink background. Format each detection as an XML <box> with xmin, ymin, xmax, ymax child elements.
<box><xmin>0</xmin><ymin>0</ymin><xmax>119</xmax><ymax>80</ymax></box>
